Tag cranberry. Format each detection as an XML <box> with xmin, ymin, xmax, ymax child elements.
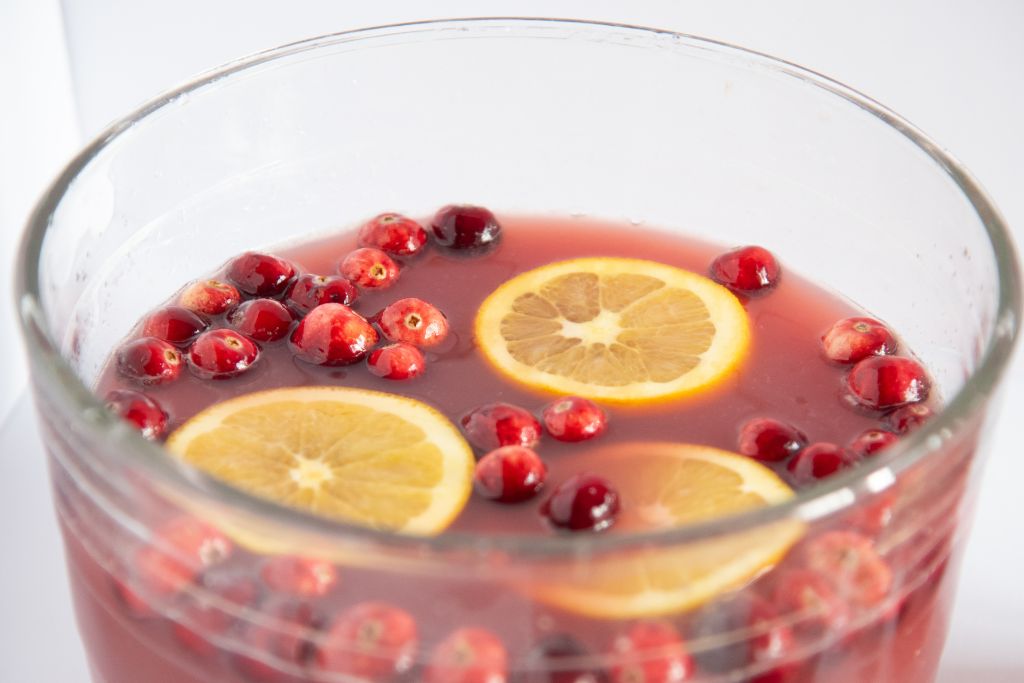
<box><xmin>542</xmin><ymin>397</ymin><xmax>608</xmax><ymax>442</ymax></box>
<box><xmin>367</xmin><ymin>342</ymin><xmax>425</xmax><ymax>380</ymax></box>
<box><xmin>849</xmin><ymin>429</ymin><xmax>899</xmax><ymax>457</ymax></box>
<box><xmin>845</xmin><ymin>490</ymin><xmax>897</xmax><ymax>535</ymax></box>
<box><xmin>226</xmin><ymin>252</ymin><xmax>297</xmax><ymax>298</ymax></box>
<box><xmin>358</xmin><ymin>213</ymin><xmax>429</xmax><ymax>256</ymax></box>
<box><xmin>378</xmin><ymin>298</ymin><xmax>450</xmax><ymax>348</ymax></box>
<box><xmin>142</xmin><ymin>305</ymin><xmax>208</xmax><ymax>346</ymax></box>
<box><xmin>609</xmin><ymin>620</ymin><xmax>693</xmax><ymax>683</ymax></box>
<box><xmin>737</xmin><ymin>418</ymin><xmax>807</xmax><ymax>463</ymax></box>
<box><xmin>801</xmin><ymin>531</ymin><xmax>893</xmax><ymax>609</ymax></box>
<box><xmin>786</xmin><ymin>442</ymin><xmax>859</xmax><ymax>486</ymax></box>
<box><xmin>541</xmin><ymin>473</ymin><xmax>620</xmax><ymax>532</ymax></box>
<box><xmin>710</xmin><ymin>246</ymin><xmax>780</xmax><ymax>293</ymax></box>
<box><xmin>188</xmin><ymin>329</ymin><xmax>260</xmax><ymax>379</ymax></box>
<box><xmin>820</xmin><ymin>317</ymin><xmax>898</xmax><ymax>364</ymax></box>
<box><xmin>117</xmin><ymin>337</ymin><xmax>183</xmax><ymax>385</ymax></box>
<box><xmin>339</xmin><ymin>247</ymin><xmax>400</xmax><ymax>289</ymax></box>
<box><xmin>290</xmin><ymin>303</ymin><xmax>378</xmax><ymax>366</ymax></box>
<box><xmin>474</xmin><ymin>446</ymin><xmax>547</xmax><ymax>503</ymax></box>
<box><xmin>691</xmin><ymin>596</ymin><xmax>794</xmax><ymax>682</ymax></box>
<box><xmin>846</xmin><ymin>356</ymin><xmax>930</xmax><ymax>411</ymax></box>
<box><xmin>234</xmin><ymin>599</ymin><xmax>320</xmax><ymax>682</ymax></box>
<box><xmin>180</xmin><ymin>279</ymin><xmax>241</xmax><ymax>316</ymax></box>
<box><xmin>522</xmin><ymin>634</ymin><xmax>603</xmax><ymax>683</ymax></box>
<box><xmin>317</xmin><ymin>602</ymin><xmax>418</xmax><ymax>680</ymax></box>
<box><xmin>772</xmin><ymin>569</ymin><xmax>849</xmax><ymax>635</ymax></box>
<box><xmin>229</xmin><ymin>299</ymin><xmax>293</xmax><ymax>342</ymax></box>
<box><xmin>423</xmin><ymin>627</ymin><xmax>508</xmax><ymax>683</ymax></box>
<box><xmin>105</xmin><ymin>389</ymin><xmax>167</xmax><ymax>440</ymax></box>
<box><xmin>885</xmin><ymin>403</ymin><xmax>934</xmax><ymax>434</ymax></box>
<box><xmin>260</xmin><ymin>556</ymin><xmax>339</xmax><ymax>598</ymax></box>
<box><xmin>461</xmin><ymin>403</ymin><xmax>542</xmax><ymax>451</ymax></box>
<box><xmin>172</xmin><ymin>574</ymin><xmax>262</xmax><ymax>657</ymax></box>
<box><xmin>431</xmin><ymin>204</ymin><xmax>502</xmax><ymax>252</ymax></box>
<box><xmin>284</xmin><ymin>274</ymin><xmax>357</xmax><ymax>315</ymax></box>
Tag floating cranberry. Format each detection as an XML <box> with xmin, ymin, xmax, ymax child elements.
<box><xmin>229</xmin><ymin>299</ymin><xmax>293</xmax><ymax>342</ymax></box>
<box><xmin>358</xmin><ymin>213</ymin><xmax>429</xmax><ymax>257</ymax></box>
<box><xmin>801</xmin><ymin>531</ymin><xmax>893</xmax><ymax>610</ymax></box>
<box><xmin>260</xmin><ymin>556</ymin><xmax>339</xmax><ymax>598</ymax></box>
<box><xmin>772</xmin><ymin>569</ymin><xmax>849</xmax><ymax>635</ymax></box>
<box><xmin>180</xmin><ymin>279</ymin><xmax>241</xmax><ymax>316</ymax></box>
<box><xmin>461</xmin><ymin>402</ymin><xmax>542</xmax><ymax>451</ymax></box>
<box><xmin>105</xmin><ymin>389</ymin><xmax>167</xmax><ymax>440</ymax></box>
<box><xmin>849</xmin><ymin>429</ymin><xmax>899</xmax><ymax>457</ymax></box>
<box><xmin>610</xmin><ymin>619</ymin><xmax>693</xmax><ymax>683</ymax></box>
<box><xmin>474</xmin><ymin>446</ymin><xmax>547</xmax><ymax>503</ymax></box>
<box><xmin>786</xmin><ymin>442</ymin><xmax>859</xmax><ymax>486</ymax></box>
<box><xmin>710</xmin><ymin>246</ymin><xmax>780</xmax><ymax>293</ymax></box>
<box><xmin>367</xmin><ymin>342</ymin><xmax>425</xmax><ymax>380</ymax></box>
<box><xmin>234</xmin><ymin>599</ymin><xmax>320</xmax><ymax>682</ymax></box>
<box><xmin>846</xmin><ymin>356</ymin><xmax>930</xmax><ymax>411</ymax></box>
<box><xmin>885</xmin><ymin>403</ymin><xmax>934</xmax><ymax>434</ymax></box>
<box><xmin>431</xmin><ymin>204</ymin><xmax>502</xmax><ymax>253</ymax></box>
<box><xmin>117</xmin><ymin>337</ymin><xmax>183</xmax><ymax>385</ymax></box>
<box><xmin>172</xmin><ymin>574</ymin><xmax>262</xmax><ymax>658</ymax></box>
<box><xmin>285</xmin><ymin>274</ymin><xmax>357</xmax><ymax>315</ymax></box>
<box><xmin>423</xmin><ymin>627</ymin><xmax>508</xmax><ymax>683</ymax></box>
<box><xmin>820</xmin><ymin>317</ymin><xmax>898</xmax><ymax>364</ymax></box>
<box><xmin>542</xmin><ymin>397</ymin><xmax>608</xmax><ymax>442</ymax></box>
<box><xmin>541</xmin><ymin>473</ymin><xmax>620</xmax><ymax>532</ymax></box>
<box><xmin>226</xmin><ymin>252</ymin><xmax>297</xmax><ymax>298</ymax></box>
<box><xmin>378</xmin><ymin>298</ymin><xmax>450</xmax><ymax>348</ymax></box>
<box><xmin>522</xmin><ymin>633</ymin><xmax>603</xmax><ymax>683</ymax></box>
<box><xmin>188</xmin><ymin>329</ymin><xmax>260</xmax><ymax>379</ymax></box>
<box><xmin>738</xmin><ymin>418</ymin><xmax>807</xmax><ymax>463</ymax></box>
<box><xmin>142</xmin><ymin>305</ymin><xmax>208</xmax><ymax>346</ymax></box>
<box><xmin>317</xmin><ymin>602</ymin><xmax>418</xmax><ymax>680</ymax></box>
<box><xmin>290</xmin><ymin>303</ymin><xmax>378</xmax><ymax>366</ymax></box>
<box><xmin>339</xmin><ymin>247</ymin><xmax>400</xmax><ymax>289</ymax></box>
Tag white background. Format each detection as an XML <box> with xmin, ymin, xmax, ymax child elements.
<box><xmin>1</xmin><ymin>1</ymin><xmax>1022</xmax><ymax>681</ymax></box>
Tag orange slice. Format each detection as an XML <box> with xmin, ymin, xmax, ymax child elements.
<box><xmin>530</xmin><ymin>442</ymin><xmax>803</xmax><ymax>619</ymax></box>
<box><xmin>165</xmin><ymin>387</ymin><xmax>474</xmax><ymax>536</ymax></box>
<box><xmin>475</xmin><ymin>258</ymin><xmax>749</xmax><ymax>402</ymax></box>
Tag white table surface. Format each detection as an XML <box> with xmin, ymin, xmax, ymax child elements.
<box><xmin>2</xmin><ymin>1</ymin><xmax>1022</xmax><ymax>681</ymax></box>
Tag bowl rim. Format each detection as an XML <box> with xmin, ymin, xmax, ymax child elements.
<box><xmin>16</xmin><ymin>16</ymin><xmax>1023</xmax><ymax>558</ymax></box>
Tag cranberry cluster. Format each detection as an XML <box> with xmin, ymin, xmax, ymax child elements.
<box><xmin>107</xmin><ymin>206</ymin><xmax>501</xmax><ymax>438</ymax></box>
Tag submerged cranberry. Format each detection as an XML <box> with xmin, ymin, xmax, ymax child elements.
<box><xmin>849</xmin><ymin>429</ymin><xmax>899</xmax><ymax>457</ymax></box>
<box><xmin>260</xmin><ymin>556</ymin><xmax>339</xmax><ymax>598</ymax></box>
<box><xmin>290</xmin><ymin>303</ymin><xmax>378</xmax><ymax>366</ymax></box>
<box><xmin>172</xmin><ymin>574</ymin><xmax>262</xmax><ymax>658</ymax></box>
<box><xmin>358</xmin><ymin>213</ymin><xmax>429</xmax><ymax>257</ymax></box>
<box><xmin>180</xmin><ymin>279</ymin><xmax>241</xmax><ymax>316</ymax></box>
<box><xmin>229</xmin><ymin>298</ymin><xmax>293</xmax><ymax>342</ymax></box>
<box><xmin>522</xmin><ymin>633</ymin><xmax>603</xmax><ymax>683</ymax></box>
<box><xmin>105</xmin><ymin>389</ymin><xmax>167</xmax><ymax>440</ymax></box>
<box><xmin>226</xmin><ymin>252</ymin><xmax>296</xmax><ymax>298</ymax></box>
<box><xmin>117</xmin><ymin>337</ymin><xmax>183</xmax><ymax>385</ymax></box>
<box><xmin>339</xmin><ymin>247</ymin><xmax>400</xmax><ymax>289</ymax></box>
<box><xmin>610</xmin><ymin>620</ymin><xmax>692</xmax><ymax>683</ymax></box>
<box><xmin>367</xmin><ymin>342</ymin><xmax>426</xmax><ymax>380</ymax></box>
<box><xmin>142</xmin><ymin>306</ymin><xmax>208</xmax><ymax>346</ymax></box>
<box><xmin>542</xmin><ymin>397</ymin><xmax>608</xmax><ymax>442</ymax></box>
<box><xmin>188</xmin><ymin>329</ymin><xmax>260</xmax><ymax>379</ymax></box>
<box><xmin>738</xmin><ymin>418</ymin><xmax>807</xmax><ymax>463</ymax></box>
<box><xmin>461</xmin><ymin>402</ymin><xmax>542</xmax><ymax>451</ymax></box>
<box><xmin>284</xmin><ymin>274</ymin><xmax>357</xmax><ymax>315</ymax></box>
<box><xmin>317</xmin><ymin>602</ymin><xmax>418</xmax><ymax>680</ymax></box>
<box><xmin>820</xmin><ymin>317</ymin><xmax>898</xmax><ymax>364</ymax></box>
<box><xmin>772</xmin><ymin>569</ymin><xmax>849</xmax><ymax>635</ymax></box>
<box><xmin>234</xmin><ymin>599</ymin><xmax>320</xmax><ymax>682</ymax></box>
<box><xmin>541</xmin><ymin>473</ymin><xmax>620</xmax><ymax>532</ymax></box>
<box><xmin>431</xmin><ymin>204</ymin><xmax>503</xmax><ymax>252</ymax></box>
<box><xmin>801</xmin><ymin>531</ymin><xmax>893</xmax><ymax>610</ymax></box>
<box><xmin>691</xmin><ymin>596</ymin><xmax>794</xmax><ymax>682</ymax></box>
<box><xmin>474</xmin><ymin>446</ymin><xmax>547</xmax><ymax>503</ymax></box>
<box><xmin>885</xmin><ymin>403</ymin><xmax>934</xmax><ymax>434</ymax></box>
<box><xmin>846</xmin><ymin>356</ymin><xmax>930</xmax><ymax>411</ymax></box>
<box><xmin>786</xmin><ymin>442</ymin><xmax>859</xmax><ymax>486</ymax></box>
<box><xmin>710</xmin><ymin>246</ymin><xmax>780</xmax><ymax>293</ymax></box>
<box><xmin>423</xmin><ymin>627</ymin><xmax>508</xmax><ymax>683</ymax></box>
<box><xmin>378</xmin><ymin>297</ymin><xmax>450</xmax><ymax>348</ymax></box>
